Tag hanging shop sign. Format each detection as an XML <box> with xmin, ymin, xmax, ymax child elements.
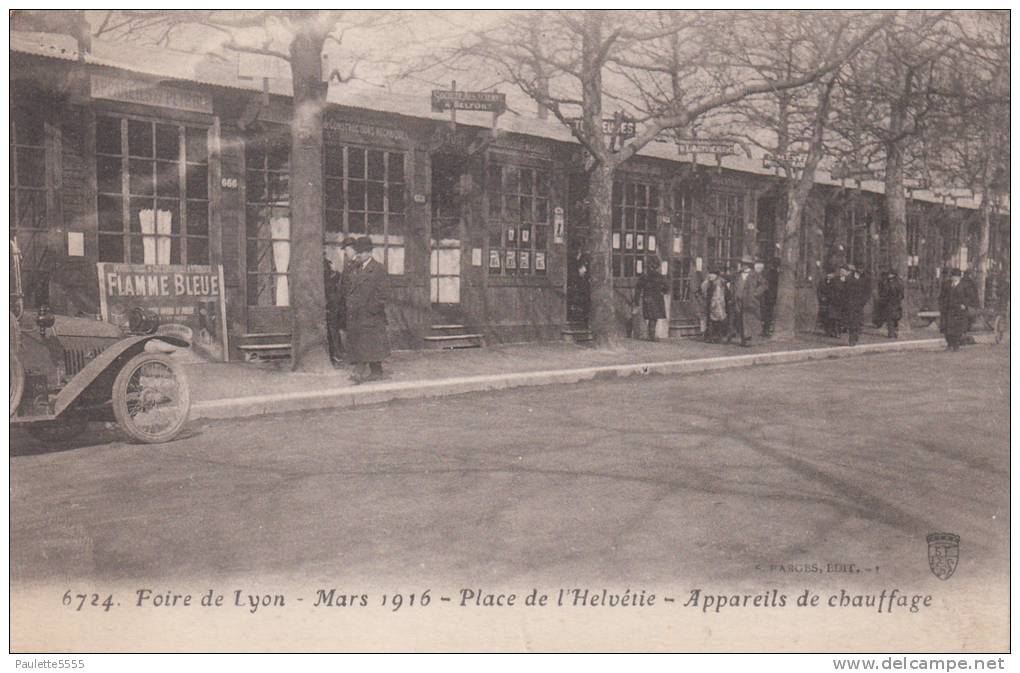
<box><xmin>566</xmin><ymin>116</ymin><xmax>637</xmax><ymax>139</ymax></box>
<box><xmin>97</xmin><ymin>263</ymin><xmax>229</xmax><ymax>361</ymax></box>
<box><xmin>675</xmin><ymin>139</ymin><xmax>736</xmax><ymax>156</ymax></box>
<box><xmin>431</xmin><ymin>89</ymin><xmax>507</xmax><ymax>113</ymax></box>
<box><xmin>764</xmin><ymin>153</ymin><xmax>807</xmax><ymax>170</ymax></box>
<box><xmin>90</xmin><ymin>74</ymin><xmax>213</xmax><ymax>115</ymax></box>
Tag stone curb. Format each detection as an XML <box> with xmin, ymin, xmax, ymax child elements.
<box><xmin>190</xmin><ymin>336</ymin><xmax>982</xmax><ymax>422</ymax></box>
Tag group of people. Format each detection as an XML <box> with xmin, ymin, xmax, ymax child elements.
<box><xmin>633</xmin><ymin>255</ymin><xmax>772</xmax><ymax>347</ymax></box>
<box><xmin>695</xmin><ymin>256</ymin><xmax>768</xmax><ymax>347</ymax></box>
<box><xmin>817</xmin><ymin>264</ymin><xmax>874</xmax><ymax>346</ymax></box>
<box><xmin>324</xmin><ymin>236</ymin><xmax>391</xmax><ymax>383</ymax></box>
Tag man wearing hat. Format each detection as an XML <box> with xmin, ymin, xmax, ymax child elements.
<box><xmin>876</xmin><ymin>269</ymin><xmax>904</xmax><ymax>339</ymax></box>
<box><xmin>844</xmin><ymin>263</ymin><xmax>870</xmax><ymax>346</ymax></box>
<box><xmin>344</xmin><ymin>236</ymin><xmax>391</xmax><ymax>381</ymax></box>
<box><xmin>328</xmin><ymin>236</ymin><xmax>359</xmax><ymax>366</ymax></box>
<box><xmin>729</xmin><ymin>256</ymin><xmax>765</xmax><ymax>347</ymax></box>
<box><xmin>939</xmin><ymin>268</ymin><xmax>976</xmax><ymax>351</ymax></box>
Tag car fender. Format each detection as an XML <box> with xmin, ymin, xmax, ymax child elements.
<box><xmin>52</xmin><ymin>335</ymin><xmax>190</xmax><ymax>417</ymax></box>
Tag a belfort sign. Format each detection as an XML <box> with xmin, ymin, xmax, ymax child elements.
<box><xmin>90</xmin><ymin>74</ymin><xmax>214</xmax><ymax>114</ymax></box>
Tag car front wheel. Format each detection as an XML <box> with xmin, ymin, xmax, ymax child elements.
<box><xmin>112</xmin><ymin>352</ymin><xmax>191</xmax><ymax>443</ymax></box>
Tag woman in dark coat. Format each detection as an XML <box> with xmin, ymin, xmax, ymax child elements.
<box><xmin>344</xmin><ymin>237</ymin><xmax>391</xmax><ymax>381</ymax></box>
<box><xmin>939</xmin><ymin>268</ymin><xmax>976</xmax><ymax>351</ymax></box>
<box><xmin>635</xmin><ymin>256</ymin><xmax>668</xmax><ymax>341</ymax></box>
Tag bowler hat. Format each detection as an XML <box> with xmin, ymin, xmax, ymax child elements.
<box><xmin>340</xmin><ymin>236</ymin><xmax>358</xmax><ymax>248</ymax></box>
<box><xmin>353</xmin><ymin>236</ymin><xmax>373</xmax><ymax>253</ymax></box>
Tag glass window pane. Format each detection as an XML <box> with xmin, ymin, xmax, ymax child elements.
<box><xmin>503</xmin><ymin>165</ymin><xmax>520</xmax><ymax>194</ymax></box>
<box><xmin>368</xmin><ymin>150</ymin><xmax>385</xmax><ymax>180</ymax></box>
<box><xmin>325</xmin><ymin>144</ymin><xmax>343</xmax><ymax>177</ymax></box>
<box><xmin>534</xmin><ymin>225</ymin><xmax>548</xmax><ymax>249</ymax></box>
<box><xmin>268</xmin><ymin>172</ymin><xmax>288</xmax><ymax>202</ymax></box>
<box><xmin>504</xmin><ymin>194</ymin><xmax>520</xmax><ymax>221</ymax></box>
<box><xmin>17</xmin><ymin>147</ymin><xmax>45</xmax><ymax>187</ymax></box>
<box><xmin>367</xmin><ymin>212</ymin><xmax>384</xmax><ymax>236</ymax></box>
<box><xmin>521</xmin><ymin>197</ymin><xmax>533</xmax><ymax>221</ymax></box>
<box><xmin>246</xmin><ymin>142</ymin><xmax>266</xmax><ymax>170</ymax></box>
<box><xmin>14</xmin><ymin>108</ymin><xmax>45</xmax><ymax>146</ymax></box>
<box><xmin>348</xmin><ymin>211</ymin><xmax>365</xmax><ymax>234</ymax></box>
<box><xmin>348</xmin><ymin>148</ymin><xmax>365</xmax><ymax>179</ymax></box>
<box><xmin>388</xmin><ymin>185</ymin><xmax>404</xmax><ymax>213</ymax></box>
<box><xmin>188</xmin><ymin>236</ymin><xmax>209</xmax><ymax>264</ymax></box>
<box><xmin>185</xmin><ymin>127</ymin><xmax>208</xmax><ymax>163</ymax></box>
<box><xmin>129</xmin><ymin>234</ymin><xmax>144</xmax><ymax>263</ymax></box>
<box><xmin>367</xmin><ymin>181</ymin><xmax>384</xmax><ymax>212</ymax></box>
<box><xmin>97</xmin><ymin>155</ymin><xmax>122</xmax><ymax>193</ymax></box>
<box><xmin>347</xmin><ymin>180</ymin><xmax>366</xmax><ymax>211</ymax></box>
<box><xmin>188</xmin><ymin>201</ymin><xmax>209</xmax><ymax>236</ymax></box>
<box><xmin>325</xmin><ymin>207</ymin><xmax>343</xmax><ymax>234</ymax></box>
<box><xmin>187</xmin><ymin>164</ymin><xmax>208</xmax><ymax>199</ymax></box>
<box><xmin>156</xmin><ymin>199</ymin><xmax>180</xmax><ymax>234</ymax></box>
<box><xmin>155</xmin><ymin>124</ymin><xmax>179</xmax><ymax>160</ymax></box>
<box><xmin>267</xmin><ymin>142</ymin><xmax>289</xmax><ymax>171</ymax></box>
<box><xmin>246</xmin><ymin>171</ymin><xmax>266</xmax><ymax>203</ymax></box>
<box><xmin>128</xmin><ymin>119</ymin><xmax>153</xmax><ymax>157</ymax></box>
<box><xmin>325</xmin><ymin>178</ymin><xmax>343</xmax><ymax>210</ymax></box>
<box><xmin>98</xmin><ymin>195</ymin><xmax>123</xmax><ymax>232</ymax></box>
<box><xmin>156</xmin><ymin>160</ymin><xmax>180</xmax><ymax>197</ymax></box>
<box><xmin>612</xmin><ymin>181</ymin><xmax>622</xmax><ymax>205</ymax></box>
<box><xmin>246</xmin><ymin>205</ymin><xmax>268</xmax><ymax>238</ymax></box>
<box><xmin>16</xmin><ymin>190</ymin><xmax>46</xmax><ymax>229</ymax></box>
<box><xmin>96</xmin><ymin>117</ymin><xmax>121</xmax><ymax>155</ymax></box>
<box><xmin>536</xmin><ymin>199</ymin><xmax>548</xmax><ymax>223</ymax></box>
<box><xmin>170</xmin><ymin>237</ymin><xmax>182</xmax><ymax>265</ymax></box>
<box><xmin>536</xmin><ymin>171</ymin><xmax>549</xmax><ymax>196</ymax></box>
<box><xmin>487</xmin><ymin>164</ymin><xmax>501</xmax><ymax>195</ymax></box>
<box><xmin>130</xmin><ymin>197</ymin><xmax>155</xmax><ymax>233</ymax></box>
<box><xmin>388</xmin><ymin>213</ymin><xmax>405</xmax><ymax>236</ymax></box>
<box><xmin>98</xmin><ymin>234</ymin><xmax>124</xmax><ymax>262</ymax></box>
<box><xmin>129</xmin><ymin>159</ymin><xmax>154</xmax><ymax>195</ymax></box>
<box><xmin>387</xmin><ymin>152</ymin><xmax>404</xmax><ymax>183</ymax></box>
<box><xmin>520</xmin><ymin>168</ymin><xmax>534</xmax><ymax>194</ymax></box>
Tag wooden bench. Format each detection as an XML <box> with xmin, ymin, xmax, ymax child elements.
<box><xmin>917</xmin><ymin>310</ymin><xmax>940</xmax><ymax>327</ymax></box>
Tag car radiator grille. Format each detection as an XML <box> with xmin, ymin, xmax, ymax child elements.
<box><xmin>59</xmin><ymin>336</ymin><xmax>117</xmax><ymax>377</ymax></box>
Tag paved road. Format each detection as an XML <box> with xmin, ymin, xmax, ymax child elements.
<box><xmin>11</xmin><ymin>347</ymin><xmax>1009</xmax><ymax>595</ymax></box>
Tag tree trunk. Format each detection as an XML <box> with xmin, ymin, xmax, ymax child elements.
<box><xmin>586</xmin><ymin>164</ymin><xmax>620</xmax><ymax>348</ymax></box>
<box><xmin>773</xmin><ymin>190</ymin><xmax>804</xmax><ymax>340</ymax></box>
<box><xmin>976</xmin><ymin>193</ymin><xmax>992</xmax><ymax>308</ymax></box>
<box><xmin>288</xmin><ymin>31</ymin><xmax>332</xmax><ymax>372</ymax></box>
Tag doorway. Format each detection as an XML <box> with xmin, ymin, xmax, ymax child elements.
<box><xmin>430</xmin><ymin>154</ymin><xmax>464</xmax><ymax>306</ymax></box>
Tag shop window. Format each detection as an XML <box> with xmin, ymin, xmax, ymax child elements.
<box><xmin>95</xmin><ymin>116</ymin><xmax>210</xmax><ymax>266</ymax></box>
<box><xmin>611</xmin><ymin>177</ymin><xmax>659</xmax><ymax>278</ymax></box>
<box><xmin>10</xmin><ymin>105</ymin><xmax>50</xmax><ymax>307</ymax></box>
<box><xmin>324</xmin><ymin>144</ymin><xmax>405</xmax><ymax>275</ymax></box>
<box><xmin>671</xmin><ymin>187</ymin><xmax>695</xmax><ymax>300</ymax></box>
<box><xmin>246</xmin><ymin>134</ymin><xmax>291</xmax><ymax>307</ymax></box>
<box><xmin>487</xmin><ymin>162</ymin><xmax>550</xmax><ymax>276</ymax></box>
<box><xmin>704</xmin><ymin>192</ymin><xmax>741</xmax><ymax>275</ymax></box>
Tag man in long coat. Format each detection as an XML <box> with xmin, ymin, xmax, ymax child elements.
<box><xmin>844</xmin><ymin>265</ymin><xmax>870</xmax><ymax>346</ymax></box>
<box><xmin>344</xmin><ymin>236</ymin><xmax>391</xmax><ymax>382</ymax></box>
<box><xmin>939</xmin><ymin>268</ymin><xmax>976</xmax><ymax>351</ymax></box>
<box><xmin>730</xmin><ymin>256</ymin><xmax>765</xmax><ymax>347</ymax></box>
<box><xmin>877</xmin><ymin>270</ymin><xmax>905</xmax><ymax>338</ymax></box>
<box><xmin>634</xmin><ymin>256</ymin><xmax>668</xmax><ymax>341</ymax></box>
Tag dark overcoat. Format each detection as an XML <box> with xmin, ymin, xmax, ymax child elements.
<box><xmin>730</xmin><ymin>269</ymin><xmax>765</xmax><ymax>336</ymax></box>
<box><xmin>940</xmin><ymin>279</ymin><xmax>976</xmax><ymax>342</ymax></box>
<box><xmin>635</xmin><ymin>270</ymin><xmax>668</xmax><ymax>320</ymax></box>
<box><xmin>344</xmin><ymin>257</ymin><xmax>391</xmax><ymax>363</ymax></box>
<box><xmin>877</xmin><ymin>276</ymin><xmax>904</xmax><ymax>323</ymax></box>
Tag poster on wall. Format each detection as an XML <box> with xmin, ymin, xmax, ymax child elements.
<box><xmin>97</xmin><ymin>263</ymin><xmax>229</xmax><ymax>361</ymax></box>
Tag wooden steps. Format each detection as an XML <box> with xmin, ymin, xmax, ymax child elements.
<box><xmin>423</xmin><ymin>324</ymin><xmax>483</xmax><ymax>350</ymax></box>
<box><xmin>562</xmin><ymin>325</ymin><xmax>593</xmax><ymax>344</ymax></box>
<box><xmin>239</xmin><ymin>332</ymin><xmax>291</xmax><ymax>361</ymax></box>
<box><xmin>669</xmin><ymin>318</ymin><xmax>702</xmax><ymax>339</ymax></box>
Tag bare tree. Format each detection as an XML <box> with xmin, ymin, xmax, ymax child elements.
<box><xmin>96</xmin><ymin>10</ymin><xmax>392</xmax><ymax>372</ymax></box>
<box><xmin>438</xmin><ymin>10</ymin><xmax>889</xmax><ymax>346</ymax></box>
<box><xmin>723</xmin><ymin>11</ymin><xmax>882</xmax><ymax>338</ymax></box>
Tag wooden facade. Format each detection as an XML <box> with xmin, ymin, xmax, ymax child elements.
<box><xmin>10</xmin><ymin>48</ymin><xmax>1010</xmax><ymax>358</ymax></box>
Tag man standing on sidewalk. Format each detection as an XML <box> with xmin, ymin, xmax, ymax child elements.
<box><xmin>940</xmin><ymin>268</ymin><xmax>976</xmax><ymax>352</ymax></box>
<box><xmin>344</xmin><ymin>237</ymin><xmax>391</xmax><ymax>382</ymax></box>
<box><xmin>730</xmin><ymin>256</ymin><xmax>765</xmax><ymax>347</ymax></box>
<box><xmin>877</xmin><ymin>269</ymin><xmax>904</xmax><ymax>339</ymax></box>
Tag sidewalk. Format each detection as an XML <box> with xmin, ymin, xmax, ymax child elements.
<box><xmin>184</xmin><ymin>325</ymin><xmax>999</xmax><ymax>422</ymax></box>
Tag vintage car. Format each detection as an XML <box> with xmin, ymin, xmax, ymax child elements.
<box><xmin>10</xmin><ymin>241</ymin><xmax>191</xmax><ymax>444</ymax></box>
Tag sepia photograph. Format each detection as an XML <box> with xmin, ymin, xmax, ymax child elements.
<box><xmin>7</xmin><ymin>8</ymin><xmax>1011</xmax><ymax>658</ymax></box>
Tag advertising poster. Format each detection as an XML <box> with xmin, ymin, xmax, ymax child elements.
<box><xmin>97</xmin><ymin>263</ymin><xmax>229</xmax><ymax>361</ymax></box>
